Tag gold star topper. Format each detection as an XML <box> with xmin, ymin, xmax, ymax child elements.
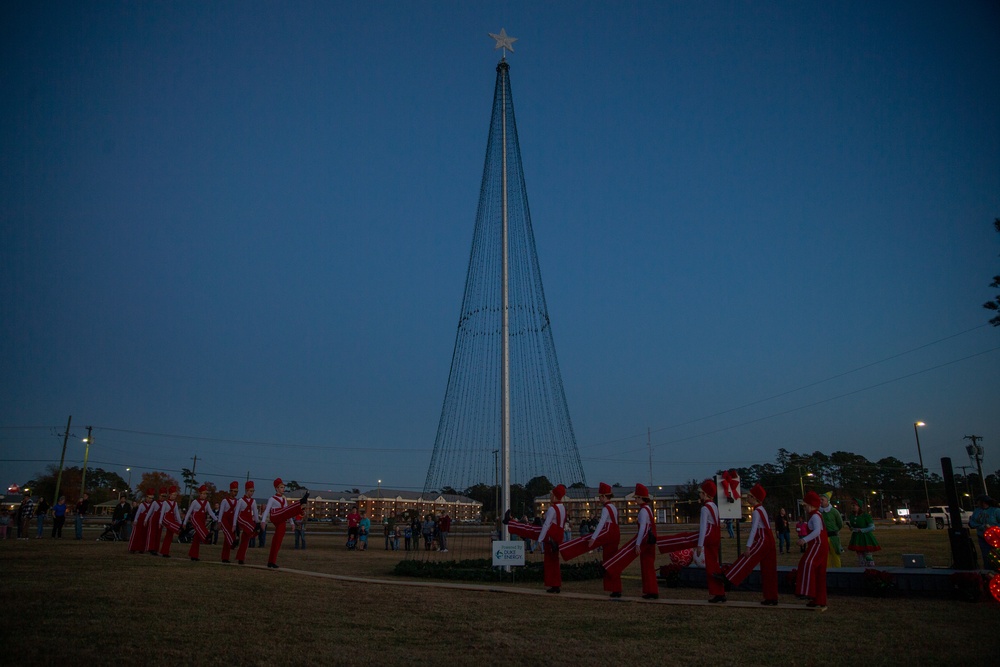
<box><xmin>489</xmin><ymin>28</ymin><xmax>517</xmax><ymax>54</ymax></box>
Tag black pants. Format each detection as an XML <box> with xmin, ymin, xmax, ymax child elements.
<box><xmin>52</xmin><ymin>516</ymin><xmax>65</xmax><ymax>537</ymax></box>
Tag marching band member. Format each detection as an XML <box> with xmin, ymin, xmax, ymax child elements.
<box><xmin>127</xmin><ymin>487</ymin><xmax>155</xmax><ymax>554</ymax></box>
<box><xmin>797</xmin><ymin>490</ymin><xmax>828</xmax><ymax>610</ymax></box>
<box><xmin>158</xmin><ymin>486</ymin><xmax>183</xmax><ymax>557</ymax></box>
<box><xmin>715</xmin><ymin>483</ymin><xmax>778</xmax><ymax>605</ymax></box>
<box><xmin>234</xmin><ymin>481</ymin><xmax>260</xmax><ymax>565</ymax></box>
<box><xmin>146</xmin><ymin>487</ymin><xmax>166</xmax><ymax>556</ymax></box>
<box><xmin>184</xmin><ymin>484</ymin><xmax>219</xmax><ymax>561</ymax></box>
<box><xmin>218</xmin><ymin>481</ymin><xmax>240</xmax><ymax>563</ymax></box>
<box><xmin>559</xmin><ymin>482</ymin><xmax>621</xmax><ymax>598</ymax></box>
<box><xmin>260</xmin><ymin>478</ymin><xmax>309</xmax><ymax>569</ymax></box>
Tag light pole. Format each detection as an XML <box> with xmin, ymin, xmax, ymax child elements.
<box><xmin>81</xmin><ymin>426</ymin><xmax>93</xmax><ymax>498</ymax></box>
<box><xmin>377</xmin><ymin>479</ymin><xmax>381</xmax><ymax>522</ymax></box>
<box><xmin>913</xmin><ymin>421</ymin><xmax>932</xmax><ymax>513</ymax></box>
<box><xmin>126</xmin><ymin>468</ymin><xmax>131</xmax><ymax>496</ymax></box>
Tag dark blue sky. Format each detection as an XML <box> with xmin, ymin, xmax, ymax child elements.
<box><xmin>2</xmin><ymin>2</ymin><xmax>998</xmax><ymax>494</ymax></box>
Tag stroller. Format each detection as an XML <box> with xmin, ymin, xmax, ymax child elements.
<box><xmin>98</xmin><ymin>519</ymin><xmax>125</xmax><ymax>542</ymax></box>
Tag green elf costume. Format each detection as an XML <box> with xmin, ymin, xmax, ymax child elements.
<box><xmin>819</xmin><ymin>491</ymin><xmax>844</xmax><ymax>568</ymax></box>
<box><xmin>847</xmin><ymin>497</ymin><xmax>880</xmax><ymax>566</ymax></box>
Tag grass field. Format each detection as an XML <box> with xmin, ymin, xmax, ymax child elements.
<box><xmin>1</xmin><ymin>523</ymin><xmax>997</xmax><ymax>666</ymax></box>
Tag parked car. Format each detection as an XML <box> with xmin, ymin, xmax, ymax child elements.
<box><xmin>910</xmin><ymin>506</ymin><xmax>972</xmax><ymax>529</ymax></box>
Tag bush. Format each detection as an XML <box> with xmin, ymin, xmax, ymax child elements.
<box><xmin>392</xmin><ymin>558</ymin><xmax>602</xmax><ymax>583</ymax></box>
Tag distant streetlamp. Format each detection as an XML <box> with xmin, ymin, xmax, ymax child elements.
<box><xmin>797</xmin><ymin>466</ymin><xmax>814</xmax><ymax>498</ymax></box>
<box><xmin>126</xmin><ymin>468</ymin><xmax>131</xmax><ymax>495</ymax></box>
<box><xmin>81</xmin><ymin>426</ymin><xmax>93</xmax><ymax>497</ymax></box>
<box><xmin>913</xmin><ymin>421</ymin><xmax>932</xmax><ymax>512</ymax></box>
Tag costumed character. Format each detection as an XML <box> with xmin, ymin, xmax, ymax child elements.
<box><xmin>715</xmin><ymin>483</ymin><xmax>778</xmax><ymax>605</ymax></box>
<box><xmin>846</xmin><ymin>497</ymin><xmax>880</xmax><ymax>567</ymax></box>
<box><xmin>559</xmin><ymin>482</ymin><xmax>622</xmax><ymax>597</ymax></box>
<box><xmin>819</xmin><ymin>491</ymin><xmax>844</xmax><ymax>568</ymax></box>
<box><xmin>797</xmin><ymin>490</ymin><xmax>828</xmax><ymax>610</ymax></box>
<box><xmin>600</xmin><ymin>483</ymin><xmax>659</xmax><ymax>599</ymax></box>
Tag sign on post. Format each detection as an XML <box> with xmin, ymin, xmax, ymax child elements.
<box><xmin>492</xmin><ymin>540</ymin><xmax>525</xmax><ymax>567</ymax></box>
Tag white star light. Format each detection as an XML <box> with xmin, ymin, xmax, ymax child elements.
<box><xmin>489</xmin><ymin>28</ymin><xmax>517</xmax><ymax>53</ymax></box>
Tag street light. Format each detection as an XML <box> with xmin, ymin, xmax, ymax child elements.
<box><xmin>797</xmin><ymin>466</ymin><xmax>814</xmax><ymax>498</ymax></box>
<box><xmin>913</xmin><ymin>421</ymin><xmax>932</xmax><ymax>515</ymax></box>
<box><xmin>81</xmin><ymin>426</ymin><xmax>93</xmax><ymax>498</ymax></box>
<box><xmin>126</xmin><ymin>468</ymin><xmax>131</xmax><ymax>496</ymax></box>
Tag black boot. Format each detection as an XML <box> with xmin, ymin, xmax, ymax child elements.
<box><xmin>502</xmin><ymin>509</ymin><xmax>513</xmax><ymax>525</ymax></box>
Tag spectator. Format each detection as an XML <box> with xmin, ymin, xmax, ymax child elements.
<box><xmin>726</xmin><ymin>518</ymin><xmax>735</xmax><ymax>539</ymax></box>
<box><xmin>774</xmin><ymin>507</ymin><xmax>792</xmax><ymax>554</ymax></box>
<box><xmin>18</xmin><ymin>490</ymin><xmax>34</xmax><ymax>540</ymax></box>
<box><xmin>52</xmin><ymin>496</ymin><xmax>67</xmax><ymax>538</ymax></box>
<box><xmin>75</xmin><ymin>493</ymin><xmax>90</xmax><ymax>540</ymax></box>
<box><xmin>0</xmin><ymin>508</ymin><xmax>10</xmax><ymax>539</ymax></box>
<box><xmin>35</xmin><ymin>497</ymin><xmax>49</xmax><ymax>538</ymax></box>
<box><xmin>795</xmin><ymin>516</ymin><xmax>809</xmax><ymax>552</ymax></box>
<box><xmin>111</xmin><ymin>496</ymin><xmax>130</xmax><ymax>540</ymax></box>
<box><xmin>438</xmin><ymin>511</ymin><xmax>451</xmax><ymax>553</ymax></box>
<box><xmin>124</xmin><ymin>499</ymin><xmax>138</xmax><ymax>541</ymax></box>
<box><xmin>384</xmin><ymin>516</ymin><xmax>393</xmax><ymax>550</ymax></box>
<box><xmin>563</xmin><ymin>518</ymin><xmax>572</xmax><ymax>543</ymax></box>
<box><xmin>579</xmin><ymin>516</ymin><xmax>591</xmax><ymax>539</ymax></box>
<box><xmin>392</xmin><ymin>521</ymin><xmax>401</xmax><ymax>551</ymax></box>
<box><xmin>359</xmin><ymin>510</ymin><xmax>370</xmax><ymax>550</ymax></box>
<box><xmin>409</xmin><ymin>515</ymin><xmax>421</xmax><ymax>551</ymax></box>
<box><xmin>421</xmin><ymin>514</ymin><xmax>435</xmax><ymax>550</ymax></box>
<box><xmin>969</xmin><ymin>495</ymin><xmax>1000</xmax><ymax>568</ymax></box>
<box><xmin>347</xmin><ymin>506</ymin><xmax>361</xmax><ymax>548</ymax></box>
<box><xmin>294</xmin><ymin>512</ymin><xmax>306</xmax><ymax>550</ymax></box>
<box><xmin>404</xmin><ymin>523</ymin><xmax>413</xmax><ymax>551</ymax></box>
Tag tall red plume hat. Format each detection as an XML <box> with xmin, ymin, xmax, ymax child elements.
<box><xmin>229</xmin><ymin>481</ymin><xmax>239</xmax><ymax>491</ymax></box>
<box><xmin>168</xmin><ymin>485</ymin><xmax>178</xmax><ymax>494</ymax></box>
<box><xmin>198</xmin><ymin>485</ymin><xmax>208</xmax><ymax>493</ymax></box>
<box><xmin>701</xmin><ymin>479</ymin><xmax>717</xmax><ymax>498</ymax></box>
<box><xmin>634</xmin><ymin>483</ymin><xmax>650</xmax><ymax>499</ymax></box>
<box><xmin>750</xmin><ymin>483</ymin><xmax>766</xmax><ymax>503</ymax></box>
<box><xmin>804</xmin><ymin>490</ymin><xmax>823</xmax><ymax>508</ymax></box>
<box><xmin>159</xmin><ymin>487</ymin><xmax>167</xmax><ymax>495</ymax></box>
<box><xmin>598</xmin><ymin>482</ymin><xmax>613</xmax><ymax>496</ymax></box>
<box><xmin>552</xmin><ymin>484</ymin><xmax>566</xmax><ymax>500</ymax></box>
<box><xmin>245</xmin><ymin>480</ymin><xmax>255</xmax><ymax>491</ymax></box>
<box><xmin>273</xmin><ymin>477</ymin><xmax>283</xmax><ymax>488</ymax></box>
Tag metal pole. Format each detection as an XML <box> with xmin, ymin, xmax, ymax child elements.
<box><xmin>52</xmin><ymin>415</ymin><xmax>72</xmax><ymax>506</ymax></box>
<box><xmin>500</xmin><ymin>58</ymin><xmax>511</xmax><ymax>542</ymax></box>
<box><xmin>914</xmin><ymin>422</ymin><xmax>932</xmax><ymax>512</ymax></box>
<box><xmin>965</xmin><ymin>436</ymin><xmax>988</xmax><ymax>496</ymax></box>
<box><xmin>647</xmin><ymin>427</ymin><xmax>653</xmax><ymax>489</ymax></box>
<box><xmin>81</xmin><ymin>426</ymin><xmax>92</xmax><ymax>498</ymax></box>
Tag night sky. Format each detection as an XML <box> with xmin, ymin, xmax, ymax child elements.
<box><xmin>2</xmin><ymin>2</ymin><xmax>998</xmax><ymax>495</ymax></box>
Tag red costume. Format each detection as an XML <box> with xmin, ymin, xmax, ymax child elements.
<box><xmin>184</xmin><ymin>486</ymin><xmax>219</xmax><ymax>561</ymax></box>
<box><xmin>797</xmin><ymin>491</ymin><xmax>828</xmax><ymax>607</ymax></box>
<box><xmin>158</xmin><ymin>487</ymin><xmax>183</xmax><ymax>556</ymax></box>
<box><xmin>218</xmin><ymin>481</ymin><xmax>240</xmax><ymax>562</ymax></box>
<box><xmin>601</xmin><ymin>484</ymin><xmax>658</xmax><ymax>598</ymax></box>
<box><xmin>508</xmin><ymin>484</ymin><xmax>567</xmax><ymax>591</ymax></box>
<box><xmin>559</xmin><ymin>482</ymin><xmax>621</xmax><ymax>595</ymax></box>
<box><xmin>234</xmin><ymin>481</ymin><xmax>260</xmax><ymax>564</ymax></box>
<box><xmin>722</xmin><ymin>484</ymin><xmax>778</xmax><ymax>603</ymax></box>
<box><xmin>698</xmin><ymin>481</ymin><xmax>725</xmax><ymax>599</ymax></box>
<box><xmin>127</xmin><ymin>490</ymin><xmax>155</xmax><ymax>554</ymax></box>
<box><xmin>146</xmin><ymin>487</ymin><xmax>166</xmax><ymax>555</ymax></box>
<box><xmin>261</xmin><ymin>477</ymin><xmax>307</xmax><ymax>568</ymax></box>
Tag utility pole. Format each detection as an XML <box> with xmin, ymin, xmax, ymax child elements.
<box><xmin>964</xmin><ymin>436</ymin><xmax>987</xmax><ymax>496</ymax></box>
<box><xmin>187</xmin><ymin>455</ymin><xmax>198</xmax><ymax>505</ymax></box>
<box><xmin>53</xmin><ymin>415</ymin><xmax>72</xmax><ymax>505</ymax></box>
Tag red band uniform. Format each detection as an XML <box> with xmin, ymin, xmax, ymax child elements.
<box><xmin>158</xmin><ymin>487</ymin><xmax>183</xmax><ymax>556</ymax></box>
<box><xmin>127</xmin><ymin>490</ymin><xmax>155</xmax><ymax>553</ymax></box>
<box><xmin>601</xmin><ymin>484</ymin><xmax>658</xmax><ymax>598</ymax></box>
<box><xmin>218</xmin><ymin>481</ymin><xmax>240</xmax><ymax>562</ymax></box>
<box><xmin>234</xmin><ymin>481</ymin><xmax>260</xmax><ymax>564</ymax></box>
<box><xmin>146</xmin><ymin>487</ymin><xmax>166</xmax><ymax>555</ymax></box>
<box><xmin>261</xmin><ymin>478</ymin><xmax>307</xmax><ymax>568</ymax></box>
<box><xmin>184</xmin><ymin>485</ymin><xmax>219</xmax><ymax>561</ymax></box>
